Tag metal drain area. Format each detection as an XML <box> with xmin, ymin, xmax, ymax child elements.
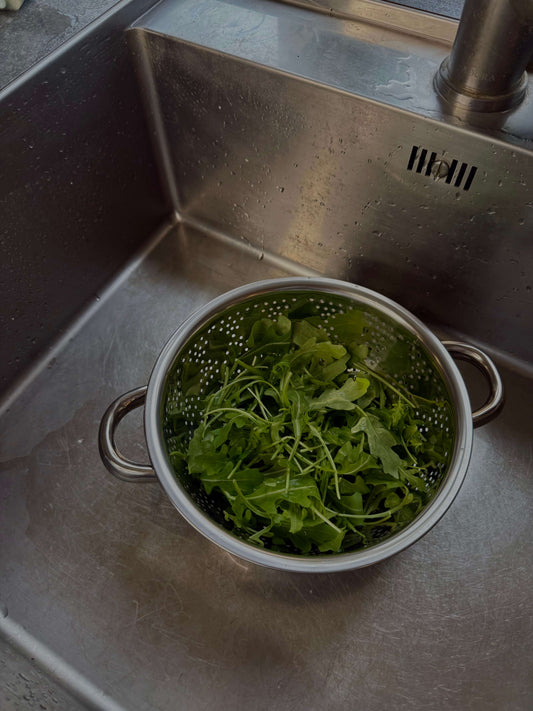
<box><xmin>407</xmin><ymin>145</ymin><xmax>478</xmax><ymax>191</ymax></box>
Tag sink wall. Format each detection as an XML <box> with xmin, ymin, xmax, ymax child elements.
<box><xmin>130</xmin><ymin>0</ymin><xmax>533</xmax><ymax>366</ymax></box>
<box><xmin>0</xmin><ymin>0</ymin><xmax>169</xmax><ymax>401</ymax></box>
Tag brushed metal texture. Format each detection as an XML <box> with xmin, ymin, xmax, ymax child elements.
<box><xmin>130</xmin><ymin>0</ymin><xmax>533</xmax><ymax>362</ymax></box>
<box><xmin>1</xmin><ymin>222</ymin><xmax>532</xmax><ymax>710</ymax></box>
<box><xmin>0</xmin><ymin>0</ymin><xmax>168</xmax><ymax>400</ymax></box>
<box><xmin>1</xmin><ymin>0</ymin><xmax>532</xmax><ymax>708</ymax></box>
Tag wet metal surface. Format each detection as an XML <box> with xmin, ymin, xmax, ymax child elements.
<box><xmin>0</xmin><ymin>0</ymin><xmax>120</xmax><ymax>89</ymax></box>
<box><xmin>1</xmin><ymin>222</ymin><xmax>532</xmax><ymax>710</ymax></box>
<box><xmin>0</xmin><ymin>0</ymin><xmax>463</xmax><ymax>92</ymax></box>
<box><xmin>0</xmin><ymin>637</ymin><xmax>87</xmax><ymax>711</ymax></box>
<box><xmin>131</xmin><ymin>0</ymin><xmax>533</xmax><ymax>363</ymax></box>
<box><xmin>1</xmin><ymin>0</ymin><xmax>532</xmax><ymax>708</ymax></box>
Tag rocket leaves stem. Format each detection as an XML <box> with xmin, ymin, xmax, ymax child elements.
<box><xmin>167</xmin><ymin>313</ymin><xmax>452</xmax><ymax>555</ymax></box>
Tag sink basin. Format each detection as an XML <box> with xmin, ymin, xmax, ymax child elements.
<box><xmin>1</xmin><ymin>1</ymin><xmax>532</xmax><ymax>709</ymax></box>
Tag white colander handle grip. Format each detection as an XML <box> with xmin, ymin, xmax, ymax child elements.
<box><xmin>98</xmin><ymin>386</ymin><xmax>157</xmax><ymax>482</ymax></box>
<box><xmin>442</xmin><ymin>341</ymin><xmax>504</xmax><ymax>427</ymax></box>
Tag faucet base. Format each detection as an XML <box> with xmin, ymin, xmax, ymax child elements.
<box><xmin>435</xmin><ymin>57</ymin><xmax>528</xmax><ymax>114</ymax></box>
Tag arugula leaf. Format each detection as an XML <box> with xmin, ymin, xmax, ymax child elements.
<box><xmin>335</xmin><ymin>440</ymin><xmax>377</xmax><ymax>475</ymax></box>
<box><xmin>319</xmin><ymin>353</ymin><xmax>350</xmax><ymax>382</ymax></box>
<box><xmin>309</xmin><ymin>377</ymin><xmax>369</xmax><ymax>411</ymax></box>
<box><xmin>164</xmin><ymin>312</ymin><xmax>453</xmax><ymax>556</ymax></box>
<box><xmin>292</xmin><ymin>320</ymin><xmax>324</xmax><ymax>347</ymax></box>
<box><xmin>248</xmin><ymin>316</ymin><xmax>292</xmax><ymax>347</ymax></box>
<box><xmin>245</xmin><ymin>474</ymin><xmax>320</xmax><ymax>515</ymax></box>
<box><xmin>351</xmin><ymin>413</ymin><xmax>403</xmax><ymax>477</ymax></box>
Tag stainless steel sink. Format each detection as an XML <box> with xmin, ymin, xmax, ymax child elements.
<box><xmin>1</xmin><ymin>1</ymin><xmax>532</xmax><ymax>709</ymax></box>
<box><xmin>129</xmin><ymin>0</ymin><xmax>533</xmax><ymax>363</ymax></box>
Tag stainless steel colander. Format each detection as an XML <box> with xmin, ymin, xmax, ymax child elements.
<box><xmin>99</xmin><ymin>277</ymin><xmax>503</xmax><ymax>572</ymax></box>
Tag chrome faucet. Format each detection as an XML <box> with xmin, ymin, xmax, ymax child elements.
<box><xmin>435</xmin><ymin>0</ymin><xmax>533</xmax><ymax>112</ymax></box>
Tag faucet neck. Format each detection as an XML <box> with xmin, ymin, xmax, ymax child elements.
<box><xmin>435</xmin><ymin>0</ymin><xmax>533</xmax><ymax>113</ymax></box>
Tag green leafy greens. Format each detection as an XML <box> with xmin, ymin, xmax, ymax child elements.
<box><xmin>165</xmin><ymin>311</ymin><xmax>452</xmax><ymax>555</ymax></box>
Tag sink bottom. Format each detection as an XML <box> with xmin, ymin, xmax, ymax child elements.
<box><xmin>1</xmin><ymin>219</ymin><xmax>532</xmax><ymax>710</ymax></box>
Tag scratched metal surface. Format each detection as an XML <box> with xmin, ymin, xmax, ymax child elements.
<box><xmin>1</xmin><ymin>221</ymin><xmax>532</xmax><ymax>710</ymax></box>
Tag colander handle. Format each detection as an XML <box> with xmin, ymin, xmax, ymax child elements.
<box><xmin>98</xmin><ymin>386</ymin><xmax>157</xmax><ymax>482</ymax></box>
<box><xmin>442</xmin><ymin>341</ymin><xmax>504</xmax><ymax>427</ymax></box>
